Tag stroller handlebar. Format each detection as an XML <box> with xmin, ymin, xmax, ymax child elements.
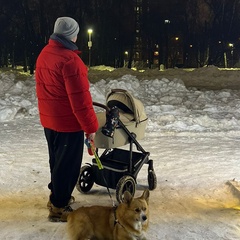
<box><xmin>93</xmin><ymin>102</ymin><xmax>110</xmax><ymax>112</ymax></box>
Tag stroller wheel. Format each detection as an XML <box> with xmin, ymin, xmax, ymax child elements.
<box><xmin>76</xmin><ymin>165</ymin><xmax>94</xmax><ymax>193</ymax></box>
<box><xmin>148</xmin><ymin>170</ymin><xmax>157</xmax><ymax>190</ymax></box>
<box><xmin>116</xmin><ymin>175</ymin><xmax>136</xmax><ymax>203</ymax></box>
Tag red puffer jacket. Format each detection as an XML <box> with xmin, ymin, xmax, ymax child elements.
<box><xmin>35</xmin><ymin>39</ymin><xmax>98</xmax><ymax>133</ymax></box>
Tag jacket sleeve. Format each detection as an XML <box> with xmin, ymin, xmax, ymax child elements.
<box><xmin>62</xmin><ymin>56</ymin><xmax>99</xmax><ymax>134</ymax></box>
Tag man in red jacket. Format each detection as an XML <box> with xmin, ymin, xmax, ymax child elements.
<box><xmin>35</xmin><ymin>17</ymin><xmax>98</xmax><ymax>222</ymax></box>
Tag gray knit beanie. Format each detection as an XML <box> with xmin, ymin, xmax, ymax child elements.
<box><xmin>53</xmin><ymin>17</ymin><xmax>79</xmax><ymax>40</ymax></box>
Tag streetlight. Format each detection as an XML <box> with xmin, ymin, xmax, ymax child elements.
<box><xmin>164</xmin><ymin>19</ymin><xmax>170</xmax><ymax>69</ymax></box>
<box><xmin>87</xmin><ymin>29</ymin><xmax>93</xmax><ymax>67</ymax></box>
<box><xmin>124</xmin><ymin>51</ymin><xmax>128</xmax><ymax>67</ymax></box>
<box><xmin>229</xmin><ymin>43</ymin><xmax>234</xmax><ymax>67</ymax></box>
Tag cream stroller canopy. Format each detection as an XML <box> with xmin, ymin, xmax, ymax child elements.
<box><xmin>106</xmin><ymin>89</ymin><xmax>148</xmax><ymax>125</ymax></box>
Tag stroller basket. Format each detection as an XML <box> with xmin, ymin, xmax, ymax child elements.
<box><xmin>92</xmin><ymin>149</ymin><xmax>145</xmax><ymax>189</ymax></box>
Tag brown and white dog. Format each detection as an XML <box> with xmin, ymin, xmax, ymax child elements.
<box><xmin>67</xmin><ymin>189</ymin><xmax>150</xmax><ymax>240</ymax></box>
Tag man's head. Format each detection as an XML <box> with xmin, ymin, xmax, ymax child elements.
<box><xmin>53</xmin><ymin>17</ymin><xmax>79</xmax><ymax>42</ymax></box>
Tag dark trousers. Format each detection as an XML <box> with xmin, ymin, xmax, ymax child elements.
<box><xmin>44</xmin><ymin>128</ymin><xmax>84</xmax><ymax>208</ymax></box>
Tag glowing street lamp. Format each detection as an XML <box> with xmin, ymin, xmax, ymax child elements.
<box><xmin>88</xmin><ymin>29</ymin><xmax>93</xmax><ymax>66</ymax></box>
<box><xmin>164</xmin><ymin>19</ymin><xmax>170</xmax><ymax>68</ymax></box>
<box><xmin>229</xmin><ymin>43</ymin><xmax>234</xmax><ymax>67</ymax></box>
<box><xmin>124</xmin><ymin>51</ymin><xmax>129</xmax><ymax>67</ymax></box>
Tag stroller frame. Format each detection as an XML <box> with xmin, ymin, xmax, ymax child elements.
<box><xmin>76</xmin><ymin>90</ymin><xmax>157</xmax><ymax>202</ymax></box>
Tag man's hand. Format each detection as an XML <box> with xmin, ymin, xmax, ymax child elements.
<box><xmin>86</xmin><ymin>133</ymin><xmax>96</xmax><ymax>141</ymax></box>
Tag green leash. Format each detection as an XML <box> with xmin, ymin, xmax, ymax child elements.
<box><xmin>89</xmin><ymin>141</ymin><xmax>116</xmax><ymax>207</ymax></box>
<box><xmin>91</xmin><ymin>144</ymin><xmax>103</xmax><ymax>170</ymax></box>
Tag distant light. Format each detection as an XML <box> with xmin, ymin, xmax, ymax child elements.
<box><xmin>229</xmin><ymin>43</ymin><xmax>234</xmax><ymax>47</ymax></box>
<box><xmin>124</xmin><ymin>51</ymin><xmax>128</xmax><ymax>55</ymax></box>
<box><xmin>154</xmin><ymin>51</ymin><xmax>159</xmax><ymax>56</ymax></box>
<box><xmin>175</xmin><ymin>37</ymin><xmax>179</xmax><ymax>41</ymax></box>
<box><xmin>190</xmin><ymin>44</ymin><xmax>193</xmax><ymax>48</ymax></box>
<box><xmin>165</xmin><ymin>19</ymin><xmax>170</xmax><ymax>24</ymax></box>
<box><xmin>87</xmin><ymin>29</ymin><xmax>93</xmax><ymax>66</ymax></box>
<box><xmin>218</xmin><ymin>41</ymin><xmax>222</xmax><ymax>44</ymax></box>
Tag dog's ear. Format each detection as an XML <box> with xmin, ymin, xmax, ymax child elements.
<box><xmin>141</xmin><ymin>189</ymin><xmax>150</xmax><ymax>203</ymax></box>
<box><xmin>123</xmin><ymin>191</ymin><xmax>133</xmax><ymax>204</ymax></box>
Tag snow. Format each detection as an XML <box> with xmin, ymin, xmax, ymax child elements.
<box><xmin>1</xmin><ymin>66</ymin><xmax>240</xmax><ymax>239</ymax></box>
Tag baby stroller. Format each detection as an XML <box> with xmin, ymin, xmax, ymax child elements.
<box><xmin>76</xmin><ymin>89</ymin><xmax>157</xmax><ymax>202</ymax></box>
